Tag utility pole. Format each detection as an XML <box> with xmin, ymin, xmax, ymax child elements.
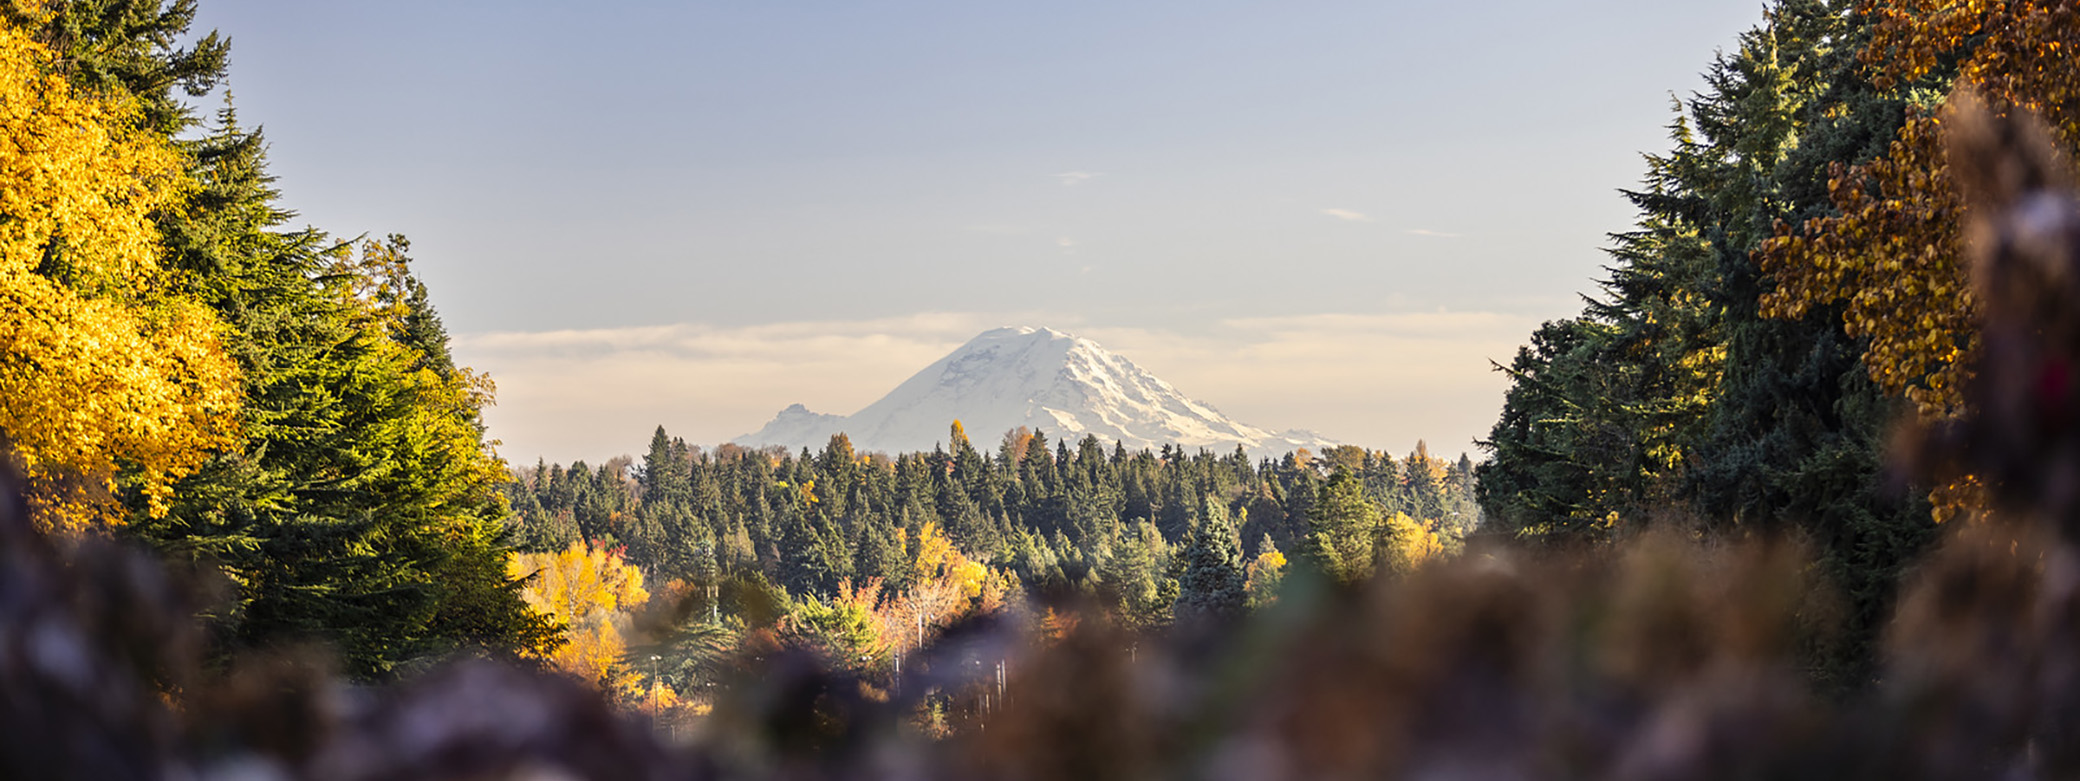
<box><xmin>703</xmin><ymin>541</ymin><xmax>719</xmax><ymax>626</ymax></box>
<box><xmin>649</xmin><ymin>655</ymin><xmax>664</xmax><ymax>740</ymax></box>
<box><xmin>910</xmin><ymin>593</ymin><xmax>923</xmax><ymax>649</ymax></box>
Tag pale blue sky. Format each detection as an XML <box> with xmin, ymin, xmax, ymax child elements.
<box><xmin>191</xmin><ymin>1</ymin><xmax>1764</xmax><ymax>462</ymax></box>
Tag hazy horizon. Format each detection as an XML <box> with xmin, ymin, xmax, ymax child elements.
<box><xmin>189</xmin><ymin>1</ymin><xmax>1763</xmax><ymax>463</ymax></box>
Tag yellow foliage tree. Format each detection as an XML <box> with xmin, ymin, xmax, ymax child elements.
<box><xmin>785</xmin><ymin>577</ymin><xmax>894</xmax><ymax>672</ymax></box>
<box><xmin>1757</xmin><ymin>102</ymin><xmax>1975</xmax><ymax>423</ymax></box>
<box><xmin>881</xmin><ymin>520</ymin><xmax>1002</xmax><ymax>652</ymax></box>
<box><xmin>834</xmin><ymin>577</ymin><xmax>896</xmax><ymax>651</ymax></box>
<box><xmin>511</xmin><ymin>542</ymin><xmax>650</xmax><ymax>691</ymax></box>
<box><xmin>1758</xmin><ymin>1</ymin><xmax>2080</xmax><ymax>518</ymax></box>
<box><xmin>1377</xmin><ymin>511</ymin><xmax>1443</xmax><ymax>575</ymax></box>
<box><xmin>976</xmin><ymin>567</ymin><xmax>1021</xmax><ymax>615</ymax></box>
<box><xmin>0</xmin><ymin>19</ymin><xmax>237</xmax><ymax>530</ymax></box>
<box><xmin>641</xmin><ymin>679</ymin><xmax>681</xmax><ymax>719</ymax></box>
<box><xmin>1245</xmin><ymin>548</ymin><xmax>1287</xmax><ymax>607</ymax></box>
<box><xmin>1761</xmin><ymin>1</ymin><xmax>2080</xmax><ymax>422</ymax></box>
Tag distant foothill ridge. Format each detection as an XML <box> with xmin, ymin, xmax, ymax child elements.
<box><xmin>733</xmin><ymin>326</ymin><xmax>1340</xmax><ymax>458</ymax></box>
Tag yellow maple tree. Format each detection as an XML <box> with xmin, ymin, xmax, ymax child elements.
<box><xmin>0</xmin><ymin>17</ymin><xmax>238</xmax><ymax>530</ymax></box>
<box><xmin>511</xmin><ymin>542</ymin><xmax>651</xmax><ymax>690</ymax></box>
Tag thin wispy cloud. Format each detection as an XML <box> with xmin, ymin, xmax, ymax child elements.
<box><xmin>1084</xmin><ymin>311</ymin><xmax>1538</xmax><ymax>453</ymax></box>
<box><xmin>1054</xmin><ymin>171</ymin><xmax>1103</xmax><ymax>186</ymax></box>
<box><xmin>1406</xmin><ymin>228</ymin><xmax>1463</xmax><ymax>238</ymax></box>
<box><xmin>454</xmin><ymin>314</ymin><xmax>1023</xmax><ymax>462</ymax></box>
<box><xmin>1057</xmin><ymin>236</ymin><xmax>1079</xmax><ymax>253</ymax></box>
<box><xmin>963</xmin><ymin>223</ymin><xmax>1029</xmax><ymax>235</ymax></box>
<box><xmin>1219</xmin><ymin>311</ymin><xmax>1534</xmax><ymax>341</ymax></box>
<box><xmin>1323</xmin><ymin>208</ymin><xmax>1373</xmax><ymax>222</ymax></box>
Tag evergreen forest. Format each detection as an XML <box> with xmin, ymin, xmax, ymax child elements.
<box><xmin>499</xmin><ymin>426</ymin><xmax>1476</xmax><ymax>706</ymax></box>
<box><xmin>12</xmin><ymin>0</ymin><xmax>2080</xmax><ymax>777</ymax></box>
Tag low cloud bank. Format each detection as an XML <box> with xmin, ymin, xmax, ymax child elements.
<box><xmin>454</xmin><ymin>311</ymin><xmax>1539</xmax><ymax>464</ymax></box>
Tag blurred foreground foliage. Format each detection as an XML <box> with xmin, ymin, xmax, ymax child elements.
<box><xmin>13</xmin><ymin>0</ymin><xmax>2080</xmax><ymax>778</ymax></box>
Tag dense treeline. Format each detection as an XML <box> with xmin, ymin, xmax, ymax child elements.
<box><xmin>0</xmin><ymin>0</ymin><xmax>553</xmax><ymax>678</ymax></box>
<box><xmin>504</xmin><ymin>425</ymin><xmax>1476</xmax><ymax>629</ymax></box>
<box><xmin>17</xmin><ymin>0</ymin><xmax>2080</xmax><ymax>775</ymax></box>
<box><xmin>1478</xmin><ymin>0</ymin><xmax>2080</xmax><ymax>683</ymax></box>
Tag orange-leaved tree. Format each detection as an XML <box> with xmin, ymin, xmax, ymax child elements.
<box><xmin>1761</xmin><ymin>1</ymin><xmax>2080</xmax><ymax>423</ymax></box>
<box><xmin>1757</xmin><ymin>0</ymin><xmax>2080</xmax><ymax>517</ymax></box>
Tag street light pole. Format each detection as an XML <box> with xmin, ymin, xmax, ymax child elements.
<box><xmin>649</xmin><ymin>654</ymin><xmax>674</xmax><ymax>742</ymax></box>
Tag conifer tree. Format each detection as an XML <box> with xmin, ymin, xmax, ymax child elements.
<box><xmin>1478</xmin><ymin>0</ymin><xmax>1939</xmax><ymax>682</ymax></box>
<box><xmin>1175</xmin><ymin>496</ymin><xmax>1245</xmax><ymax>622</ymax></box>
<box><xmin>1308</xmin><ymin>469</ymin><xmax>1382</xmax><ymax>584</ymax></box>
<box><xmin>2</xmin><ymin>0</ymin><xmax>559</xmax><ymax>673</ymax></box>
<box><xmin>1244</xmin><ymin>534</ymin><xmax>1286</xmax><ymax>608</ymax></box>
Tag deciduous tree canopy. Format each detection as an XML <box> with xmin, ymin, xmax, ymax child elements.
<box><xmin>0</xmin><ymin>18</ymin><xmax>236</xmax><ymax>530</ymax></box>
<box><xmin>1</xmin><ymin>1</ymin><xmax>555</xmax><ymax>677</ymax></box>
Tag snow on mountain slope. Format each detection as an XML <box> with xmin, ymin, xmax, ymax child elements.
<box><xmin>734</xmin><ymin>326</ymin><xmax>1339</xmax><ymax>457</ymax></box>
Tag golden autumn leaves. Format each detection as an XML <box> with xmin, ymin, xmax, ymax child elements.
<box><xmin>1759</xmin><ymin>1</ymin><xmax>2080</xmax><ymax>517</ymax></box>
<box><xmin>1762</xmin><ymin>0</ymin><xmax>2080</xmax><ymax>422</ymax></box>
<box><xmin>510</xmin><ymin>520</ymin><xmax>1018</xmax><ymax>704</ymax></box>
<box><xmin>0</xmin><ymin>20</ymin><xmax>238</xmax><ymax>530</ymax></box>
<box><xmin>1760</xmin><ymin>113</ymin><xmax>1972</xmax><ymax>421</ymax></box>
<box><xmin>770</xmin><ymin>518</ymin><xmax>1014</xmax><ymax>674</ymax></box>
<box><xmin>511</xmin><ymin>542</ymin><xmax>651</xmax><ymax>692</ymax></box>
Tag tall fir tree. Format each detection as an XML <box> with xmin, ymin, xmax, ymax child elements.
<box><xmin>9</xmin><ymin>1</ymin><xmax>564</xmax><ymax>675</ymax></box>
<box><xmin>1308</xmin><ymin>469</ymin><xmax>1382</xmax><ymax>585</ymax></box>
<box><xmin>1175</xmin><ymin>496</ymin><xmax>1246</xmax><ymax>623</ymax></box>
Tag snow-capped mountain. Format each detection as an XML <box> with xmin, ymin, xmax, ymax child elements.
<box><xmin>734</xmin><ymin>326</ymin><xmax>1339</xmax><ymax>457</ymax></box>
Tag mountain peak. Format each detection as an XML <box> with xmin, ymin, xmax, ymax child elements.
<box><xmin>734</xmin><ymin>327</ymin><xmax>1339</xmax><ymax>457</ymax></box>
<box><xmin>968</xmin><ymin>325</ymin><xmax>1078</xmax><ymax>345</ymax></box>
